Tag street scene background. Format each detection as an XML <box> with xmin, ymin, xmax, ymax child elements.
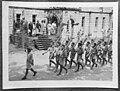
<box><xmin>9</xmin><ymin>6</ymin><xmax>113</xmax><ymax>81</ymax></box>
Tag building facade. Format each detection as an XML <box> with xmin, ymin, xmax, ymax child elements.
<box><xmin>9</xmin><ymin>7</ymin><xmax>113</xmax><ymax>39</ymax></box>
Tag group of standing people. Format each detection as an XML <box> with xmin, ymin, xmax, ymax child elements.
<box><xmin>42</xmin><ymin>35</ymin><xmax>112</xmax><ymax>76</ymax></box>
<box><xmin>14</xmin><ymin>17</ymin><xmax>58</xmax><ymax>37</ymax></box>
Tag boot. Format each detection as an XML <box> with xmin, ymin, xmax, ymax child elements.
<box><xmin>75</xmin><ymin>63</ymin><xmax>79</xmax><ymax>72</ymax></box>
<box><xmin>30</xmin><ymin>68</ymin><xmax>37</xmax><ymax>76</ymax></box>
<box><xmin>57</xmin><ymin>66</ymin><xmax>62</xmax><ymax>76</ymax></box>
<box><xmin>22</xmin><ymin>69</ymin><xmax>28</xmax><ymax>80</ymax></box>
<box><xmin>62</xmin><ymin>65</ymin><xmax>68</xmax><ymax>73</ymax></box>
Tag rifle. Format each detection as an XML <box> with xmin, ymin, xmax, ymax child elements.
<box><xmin>49</xmin><ymin>36</ymin><xmax>68</xmax><ymax>60</ymax></box>
<box><xmin>62</xmin><ymin>37</ymin><xmax>74</xmax><ymax>52</ymax></box>
<box><xmin>85</xmin><ymin>36</ymin><xmax>98</xmax><ymax>57</ymax></box>
<box><xmin>42</xmin><ymin>36</ymin><xmax>61</xmax><ymax>55</ymax></box>
<box><xmin>74</xmin><ymin>32</ymin><xmax>86</xmax><ymax>49</ymax></box>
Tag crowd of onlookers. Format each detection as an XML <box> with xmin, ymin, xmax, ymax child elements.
<box><xmin>13</xmin><ymin>14</ymin><xmax>58</xmax><ymax>37</ymax></box>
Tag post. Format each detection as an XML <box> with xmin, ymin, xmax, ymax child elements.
<box><xmin>88</xmin><ymin>12</ymin><xmax>91</xmax><ymax>39</ymax></box>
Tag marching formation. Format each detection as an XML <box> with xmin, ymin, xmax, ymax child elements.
<box><xmin>42</xmin><ymin>35</ymin><xmax>112</xmax><ymax>76</ymax></box>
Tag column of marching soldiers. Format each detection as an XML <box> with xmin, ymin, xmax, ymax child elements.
<box><xmin>42</xmin><ymin>33</ymin><xmax>112</xmax><ymax>76</ymax></box>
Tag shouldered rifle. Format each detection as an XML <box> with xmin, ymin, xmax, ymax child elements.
<box><xmin>42</xmin><ymin>36</ymin><xmax>61</xmax><ymax>55</ymax></box>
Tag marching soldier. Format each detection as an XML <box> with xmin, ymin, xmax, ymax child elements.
<box><xmin>64</xmin><ymin>40</ymin><xmax>71</xmax><ymax>66</ymax></box>
<box><xmin>42</xmin><ymin>42</ymin><xmax>56</xmax><ymax>67</ymax></box>
<box><xmin>54</xmin><ymin>42</ymin><xmax>61</xmax><ymax>72</ymax></box>
<box><xmin>108</xmin><ymin>40</ymin><xmax>112</xmax><ymax>64</ymax></box>
<box><xmin>57</xmin><ymin>45</ymin><xmax>68</xmax><ymax>76</ymax></box>
<box><xmin>75</xmin><ymin>43</ymin><xmax>84</xmax><ymax>72</ymax></box>
<box><xmin>68</xmin><ymin>42</ymin><xmax>77</xmax><ymax>69</ymax></box>
<box><xmin>101</xmin><ymin>41</ymin><xmax>108</xmax><ymax>66</ymax></box>
<box><xmin>90</xmin><ymin>43</ymin><xmax>98</xmax><ymax>70</ymax></box>
<box><xmin>85</xmin><ymin>41</ymin><xmax>91</xmax><ymax>65</ymax></box>
<box><xmin>96</xmin><ymin>40</ymin><xmax>103</xmax><ymax>63</ymax></box>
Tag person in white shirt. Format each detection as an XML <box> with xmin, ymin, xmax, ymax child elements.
<box><xmin>47</xmin><ymin>21</ymin><xmax>52</xmax><ymax>35</ymax></box>
<box><xmin>51</xmin><ymin>21</ymin><xmax>57</xmax><ymax>35</ymax></box>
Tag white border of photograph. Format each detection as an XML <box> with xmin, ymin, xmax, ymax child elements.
<box><xmin>2</xmin><ymin>1</ymin><xmax>118</xmax><ymax>89</ymax></box>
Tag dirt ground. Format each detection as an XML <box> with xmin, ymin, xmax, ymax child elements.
<box><xmin>9</xmin><ymin>44</ymin><xmax>112</xmax><ymax>81</ymax></box>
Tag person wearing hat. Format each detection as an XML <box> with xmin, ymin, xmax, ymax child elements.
<box><xmin>101</xmin><ymin>41</ymin><xmax>108</xmax><ymax>66</ymax></box>
<box><xmin>22</xmin><ymin>47</ymin><xmax>37</xmax><ymax>80</ymax></box>
<box><xmin>54</xmin><ymin>42</ymin><xmax>61</xmax><ymax>73</ymax></box>
<box><xmin>108</xmin><ymin>40</ymin><xmax>112</xmax><ymax>64</ymax></box>
<box><xmin>96</xmin><ymin>40</ymin><xmax>102</xmax><ymax>63</ymax></box>
<box><xmin>64</xmin><ymin>41</ymin><xmax>71</xmax><ymax>67</ymax></box>
<box><xmin>90</xmin><ymin>43</ymin><xmax>98</xmax><ymax>70</ymax></box>
<box><xmin>75</xmin><ymin>42</ymin><xmax>84</xmax><ymax>72</ymax></box>
<box><xmin>36</xmin><ymin>20</ymin><xmax>41</xmax><ymax>33</ymax></box>
<box><xmin>68</xmin><ymin>42</ymin><xmax>77</xmax><ymax>69</ymax></box>
<box><xmin>57</xmin><ymin>44</ymin><xmax>68</xmax><ymax>76</ymax></box>
<box><xmin>84</xmin><ymin>41</ymin><xmax>91</xmax><ymax>66</ymax></box>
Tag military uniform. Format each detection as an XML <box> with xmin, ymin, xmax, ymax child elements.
<box><xmin>90</xmin><ymin>44</ymin><xmax>98</xmax><ymax>70</ymax></box>
<box><xmin>69</xmin><ymin>44</ymin><xmax>77</xmax><ymax>69</ymax></box>
<box><xmin>75</xmin><ymin>45</ymin><xmax>84</xmax><ymax>72</ymax></box>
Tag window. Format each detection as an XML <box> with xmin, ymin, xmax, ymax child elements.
<box><xmin>102</xmin><ymin>17</ymin><xmax>105</xmax><ymax>29</ymax></box>
<box><xmin>16</xmin><ymin>14</ymin><xmax>21</xmax><ymax>22</ymax></box>
<box><xmin>95</xmin><ymin>17</ymin><xmax>98</xmax><ymax>28</ymax></box>
<box><xmin>81</xmin><ymin>17</ymin><xmax>85</xmax><ymax>27</ymax></box>
<box><xmin>32</xmin><ymin>15</ymin><xmax>37</xmax><ymax>24</ymax></box>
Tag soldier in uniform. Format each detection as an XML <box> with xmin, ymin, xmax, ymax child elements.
<box><xmin>42</xmin><ymin>42</ymin><xmax>56</xmax><ymax>67</ymax></box>
<box><xmin>57</xmin><ymin>45</ymin><xmax>68</xmax><ymax>76</ymax></box>
<box><xmin>54</xmin><ymin>42</ymin><xmax>61</xmax><ymax>72</ymax></box>
<box><xmin>101</xmin><ymin>41</ymin><xmax>108</xmax><ymax>65</ymax></box>
<box><xmin>68</xmin><ymin>42</ymin><xmax>77</xmax><ymax>69</ymax></box>
<box><xmin>64</xmin><ymin>41</ymin><xmax>70</xmax><ymax>66</ymax></box>
<box><xmin>22</xmin><ymin>47</ymin><xmax>37</xmax><ymax>80</ymax></box>
<box><xmin>96</xmin><ymin>40</ymin><xmax>102</xmax><ymax>63</ymax></box>
<box><xmin>75</xmin><ymin>43</ymin><xmax>84</xmax><ymax>72</ymax></box>
<box><xmin>90</xmin><ymin>43</ymin><xmax>98</xmax><ymax>70</ymax></box>
<box><xmin>85</xmin><ymin>41</ymin><xmax>91</xmax><ymax>65</ymax></box>
<box><xmin>108</xmin><ymin>40</ymin><xmax>112</xmax><ymax>64</ymax></box>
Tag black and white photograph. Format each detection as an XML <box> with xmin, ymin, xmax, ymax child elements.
<box><xmin>2</xmin><ymin>1</ymin><xmax>118</xmax><ymax>89</ymax></box>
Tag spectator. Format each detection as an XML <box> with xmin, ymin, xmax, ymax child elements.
<box><xmin>20</xmin><ymin>17</ymin><xmax>28</xmax><ymax>48</ymax></box>
<box><xmin>51</xmin><ymin>21</ymin><xmax>57</xmax><ymax>35</ymax></box>
<box><xmin>29</xmin><ymin>21</ymin><xmax>33</xmax><ymax>37</ymax></box>
<box><xmin>47</xmin><ymin>20</ymin><xmax>52</xmax><ymax>35</ymax></box>
<box><xmin>36</xmin><ymin>20</ymin><xmax>41</xmax><ymax>33</ymax></box>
